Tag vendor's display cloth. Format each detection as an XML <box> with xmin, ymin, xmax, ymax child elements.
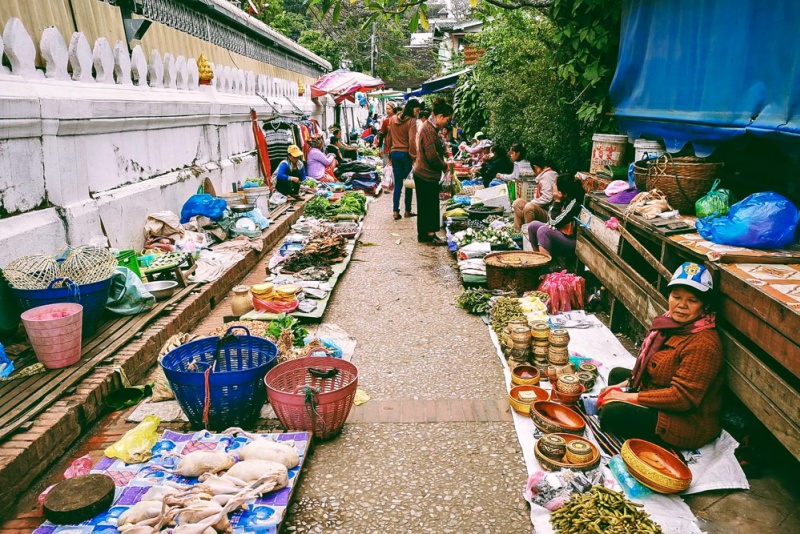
<box><xmin>189</xmin><ymin>250</ymin><xmax>246</xmax><ymax>283</ymax></box>
<box><xmin>33</xmin><ymin>429</ymin><xmax>310</xmax><ymax>534</ymax></box>
<box><xmin>489</xmin><ymin>312</ymin><xmax>748</xmax><ymax>534</ymax></box>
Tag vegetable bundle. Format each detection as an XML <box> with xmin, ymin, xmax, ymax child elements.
<box><xmin>457</xmin><ymin>288</ymin><xmax>492</xmax><ymax>314</ymax></box>
<box><xmin>304</xmin><ymin>196</ymin><xmax>330</xmax><ymax>219</ymax></box>
<box><xmin>267</xmin><ymin>313</ymin><xmax>308</xmax><ymax>347</ymax></box>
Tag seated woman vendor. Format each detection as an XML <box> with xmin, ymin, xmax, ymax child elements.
<box><xmin>274</xmin><ymin>144</ymin><xmax>305</xmax><ymax>197</ymax></box>
<box><xmin>526</xmin><ymin>173</ymin><xmax>584</xmax><ymax>258</ymax></box>
<box><xmin>599</xmin><ymin>262</ymin><xmax>724</xmax><ymax>449</ymax></box>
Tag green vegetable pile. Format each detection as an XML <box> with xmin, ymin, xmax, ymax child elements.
<box><xmin>490</xmin><ymin>297</ymin><xmax>525</xmax><ymax>334</ymax></box>
<box><xmin>358</xmin><ymin>146</ymin><xmax>380</xmax><ymax>157</ymax></box>
<box><xmin>301</xmin><ymin>178</ymin><xmax>318</xmax><ymax>188</ymax></box>
<box><xmin>457</xmin><ymin>288</ymin><xmax>493</xmax><ymax>314</ymax></box>
<box><xmin>456</xmin><ymin>227</ymin><xmax>516</xmax><ymax>248</ymax></box>
<box><xmin>551</xmin><ymin>486</ymin><xmax>662</xmax><ymax>534</ymax></box>
<box><xmin>331</xmin><ymin>192</ymin><xmax>367</xmax><ymax>216</ymax></box>
<box><xmin>304</xmin><ymin>196</ymin><xmax>330</xmax><ymax>219</ymax></box>
<box><xmin>267</xmin><ymin>313</ymin><xmax>308</xmax><ymax>348</ymax></box>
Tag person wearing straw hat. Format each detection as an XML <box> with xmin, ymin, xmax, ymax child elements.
<box><xmin>598</xmin><ymin>262</ymin><xmax>724</xmax><ymax>449</ymax></box>
<box><xmin>274</xmin><ymin>145</ymin><xmax>306</xmax><ymax>198</ymax></box>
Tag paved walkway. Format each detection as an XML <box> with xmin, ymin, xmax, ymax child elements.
<box><xmin>278</xmin><ymin>194</ymin><xmax>532</xmax><ymax>532</ymax></box>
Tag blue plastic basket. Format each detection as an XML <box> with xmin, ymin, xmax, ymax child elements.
<box><xmin>11</xmin><ymin>277</ymin><xmax>112</xmax><ymax>336</ymax></box>
<box><xmin>160</xmin><ymin>326</ymin><xmax>278</xmax><ymax>430</ymax></box>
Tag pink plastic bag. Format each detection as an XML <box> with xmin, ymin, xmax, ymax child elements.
<box><xmin>38</xmin><ymin>454</ymin><xmax>93</xmax><ymax>508</ymax></box>
<box><xmin>537</xmin><ymin>271</ymin><xmax>586</xmax><ymax>314</ymax></box>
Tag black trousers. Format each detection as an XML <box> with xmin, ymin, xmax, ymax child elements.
<box><xmin>414</xmin><ymin>176</ymin><xmax>441</xmax><ymax>238</ymax></box>
<box><xmin>599</xmin><ymin>367</ymin><xmax>660</xmax><ymax>443</ymax></box>
<box><xmin>275</xmin><ymin>178</ymin><xmax>300</xmax><ymax>196</ymax></box>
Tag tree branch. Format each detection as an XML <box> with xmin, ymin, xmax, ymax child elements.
<box><xmin>483</xmin><ymin>0</ymin><xmax>553</xmax><ymax>9</ymax></box>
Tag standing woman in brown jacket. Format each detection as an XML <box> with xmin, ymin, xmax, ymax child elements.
<box><xmin>413</xmin><ymin>99</ymin><xmax>454</xmax><ymax>245</ymax></box>
<box><xmin>599</xmin><ymin>262</ymin><xmax>724</xmax><ymax>449</ymax></box>
<box><xmin>385</xmin><ymin>99</ymin><xmax>421</xmax><ymax>220</ymax></box>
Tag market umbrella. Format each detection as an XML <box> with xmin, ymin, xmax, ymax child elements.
<box><xmin>311</xmin><ymin>69</ymin><xmax>385</xmax><ymax>104</ymax></box>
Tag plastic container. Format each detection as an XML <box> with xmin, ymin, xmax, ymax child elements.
<box><xmin>115</xmin><ymin>250</ymin><xmax>142</xmax><ymax>279</ymax></box>
<box><xmin>21</xmin><ymin>303</ymin><xmax>83</xmax><ymax>369</ymax></box>
<box><xmin>610</xmin><ymin>454</ymin><xmax>652</xmax><ymax>499</ymax></box>
<box><xmin>11</xmin><ymin>277</ymin><xmax>112</xmax><ymax>336</ymax></box>
<box><xmin>590</xmin><ymin>134</ymin><xmax>628</xmax><ymax>174</ymax></box>
<box><xmin>0</xmin><ymin>269</ymin><xmax>20</xmax><ymax>338</ymax></box>
<box><xmin>160</xmin><ymin>326</ymin><xmax>278</xmax><ymax>430</ymax></box>
<box><xmin>633</xmin><ymin>139</ymin><xmax>665</xmax><ymax>162</ymax></box>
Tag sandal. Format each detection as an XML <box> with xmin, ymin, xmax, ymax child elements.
<box><xmin>393</xmin><ymin>212</ymin><xmax>402</xmax><ymax>220</ymax></box>
<box><xmin>404</xmin><ymin>211</ymin><xmax>417</xmax><ymax>218</ymax></box>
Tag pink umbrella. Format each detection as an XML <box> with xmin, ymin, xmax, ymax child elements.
<box><xmin>311</xmin><ymin>69</ymin><xmax>385</xmax><ymax>103</ymax></box>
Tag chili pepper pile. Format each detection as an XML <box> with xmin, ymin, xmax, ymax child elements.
<box><xmin>550</xmin><ymin>486</ymin><xmax>662</xmax><ymax>534</ymax></box>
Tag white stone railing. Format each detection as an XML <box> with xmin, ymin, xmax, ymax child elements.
<box><xmin>0</xmin><ymin>17</ymin><xmax>344</xmax><ymax>261</ymax></box>
<box><xmin>0</xmin><ymin>17</ymin><xmax>315</xmax><ymax>99</ymax></box>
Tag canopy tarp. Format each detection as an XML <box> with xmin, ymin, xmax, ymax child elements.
<box><xmin>610</xmin><ymin>0</ymin><xmax>800</xmax><ymax>157</ymax></box>
<box><xmin>406</xmin><ymin>68</ymin><xmax>471</xmax><ymax>99</ymax></box>
<box><xmin>311</xmin><ymin>69</ymin><xmax>384</xmax><ymax>104</ymax></box>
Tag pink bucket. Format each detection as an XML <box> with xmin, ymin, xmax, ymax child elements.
<box><xmin>21</xmin><ymin>303</ymin><xmax>83</xmax><ymax>369</ymax></box>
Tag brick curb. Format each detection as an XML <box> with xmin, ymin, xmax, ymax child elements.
<box><xmin>0</xmin><ymin>203</ymin><xmax>306</xmax><ymax>519</ymax></box>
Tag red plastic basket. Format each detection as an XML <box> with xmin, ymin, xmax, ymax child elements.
<box><xmin>265</xmin><ymin>357</ymin><xmax>358</xmax><ymax>439</ymax></box>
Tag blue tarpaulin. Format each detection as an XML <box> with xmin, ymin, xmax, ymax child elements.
<box><xmin>610</xmin><ymin>0</ymin><xmax>800</xmax><ymax>157</ymax></box>
<box><xmin>406</xmin><ymin>68</ymin><xmax>471</xmax><ymax>99</ymax></box>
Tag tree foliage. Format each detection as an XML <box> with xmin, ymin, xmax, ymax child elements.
<box><xmin>457</xmin><ymin>12</ymin><xmax>587</xmax><ymax>171</ymax></box>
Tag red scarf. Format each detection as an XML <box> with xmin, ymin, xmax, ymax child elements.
<box><xmin>630</xmin><ymin>312</ymin><xmax>716</xmax><ymax>390</ymax></box>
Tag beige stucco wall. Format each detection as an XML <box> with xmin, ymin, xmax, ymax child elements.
<box><xmin>0</xmin><ymin>0</ymin><xmax>317</xmax><ymax>84</ymax></box>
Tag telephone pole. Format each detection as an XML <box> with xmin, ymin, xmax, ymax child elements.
<box><xmin>370</xmin><ymin>21</ymin><xmax>377</xmax><ymax>78</ymax></box>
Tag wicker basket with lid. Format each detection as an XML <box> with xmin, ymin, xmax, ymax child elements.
<box><xmin>484</xmin><ymin>251</ymin><xmax>551</xmax><ymax>292</ymax></box>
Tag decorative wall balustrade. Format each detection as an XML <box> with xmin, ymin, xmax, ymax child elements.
<box><xmin>0</xmin><ymin>17</ymin><xmax>313</xmax><ymax>99</ymax></box>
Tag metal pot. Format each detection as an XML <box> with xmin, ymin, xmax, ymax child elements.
<box><xmin>229</xmin><ymin>203</ymin><xmax>256</xmax><ymax>213</ymax></box>
<box><xmin>143</xmin><ymin>281</ymin><xmax>179</xmax><ymax>301</ymax></box>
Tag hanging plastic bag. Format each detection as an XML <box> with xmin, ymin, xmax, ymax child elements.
<box><xmin>104</xmin><ymin>415</ymin><xmax>160</xmax><ymax>464</ymax></box>
<box><xmin>381</xmin><ymin>165</ymin><xmax>394</xmax><ymax>192</ymax></box>
<box><xmin>695</xmin><ymin>179</ymin><xmax>732</xmax><ymax>218</ymax></box>
<box><xmin>180</xmin><ymin>194</ymin><xmax>227</xmax><ymax>224</ymax></box>
<box><xmin>696</xmin><ymin>192</ymin><xmax>800</xmax><ymax>249</ymax></box>
<box><xmin>403</xmin><ymin>173</ymin><xmax>415</xmax><ymax>189</ymax></box>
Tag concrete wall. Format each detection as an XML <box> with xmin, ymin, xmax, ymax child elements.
<box><xmin>0</xmin><ymin>18</ymin><xmax>369</xmax><ymax>265</ymax></box>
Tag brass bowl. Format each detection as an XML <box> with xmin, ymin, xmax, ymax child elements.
<box><xmin>576</xmin><ymin>372</ymin><xmax>596</xmax><ymax>391</ymax></box>
<box><xmin>508</xmin><ymin>385</ymin><xmax>549</xmax><ymax>415</ymax></box>
<box><xmin>556</xmin><ymin>374</ymin><xmax>582</xmax><ymax>394</ymax></box>
<box><xmin>534</xmin><ymin>433</ymin><xmax>599</xmax><ymax>472</ymax></box>
<box><xmin>551</xmin><ymin>385</ymin><xmax>585</xmax><ymax>405</ymax></box>
<box><xmin>539</xmin><ymin>434</ymin><xmax>567</xmax><ymax>459</ymax></box>
<box><xmin>531</xmin><ymin>322</ymin><xmax>550</xmax><ymax>340</ymax></box>
<box><xmin>511</xmin><ymin>364</ymin><xmax>540</xmax><ymax>386</ymax></box>
<box><xmin>548</xmin><ymin>346</ymin><xmax>569</xmax><ymax>365</ymax></box>
<box><xmin>548</xmin><ymin>328</ymin><xmax>570</xmax><ymax>346</ymax></box>
<box><xmin>529</xmin><ymin>401</ymin><xmax>585</xmax><ymax>435</ymax></box>
<box><xmin>621</xmin><ymin>439</ymin><xmax>693</xmax><ymax>494</ymax></box>
<box><xmin>565</xmin><ymin>439</ymin><xmax>595</xmax><ymax>464</ymax></box>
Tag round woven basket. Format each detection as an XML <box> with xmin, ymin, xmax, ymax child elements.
<box><xmin>484</xmin><ymin>251</ymin><xmax>551</xmax><ymax>292</ymax></box>
<box><xmin>644</xmin><ymin>155</ymin><xmax>724</xmax><ymax>213</ymax></box>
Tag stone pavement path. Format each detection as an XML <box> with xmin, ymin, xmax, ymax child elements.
<box><xmin>281</xmin><ymin>193</ymin><xmax>532</xmax><ymax>532</ymax></box>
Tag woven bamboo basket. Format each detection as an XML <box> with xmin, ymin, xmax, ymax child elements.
<box><xmin>484</xmin><ymin>251</ymin><xmax>551</xmax><ymax>292</ymax></box>
<box><xmin>644</xmin><ymin>155</ymin><xmax>724</xmax><ymax>213</ymax></box>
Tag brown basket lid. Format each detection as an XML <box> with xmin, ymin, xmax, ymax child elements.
<box><xmin>484</xmin><ymin>251</ymin><xmax>551</xmax><ymax>269</ymax></box>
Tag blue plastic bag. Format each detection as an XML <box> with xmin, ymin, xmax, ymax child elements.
<box><xmin>180</xmin><ymin>194</ymin><xmax>227</xmax><ymax>224</ymax></box>
<box><xmin>696</xmin><ymin>192</ymin><xmax>800</xmax><ymax>249</ymax></box>
<box><xmin>0</xmin><ymin>343</ymin><xmax>13</xmax><ymax>379</ymax></box>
